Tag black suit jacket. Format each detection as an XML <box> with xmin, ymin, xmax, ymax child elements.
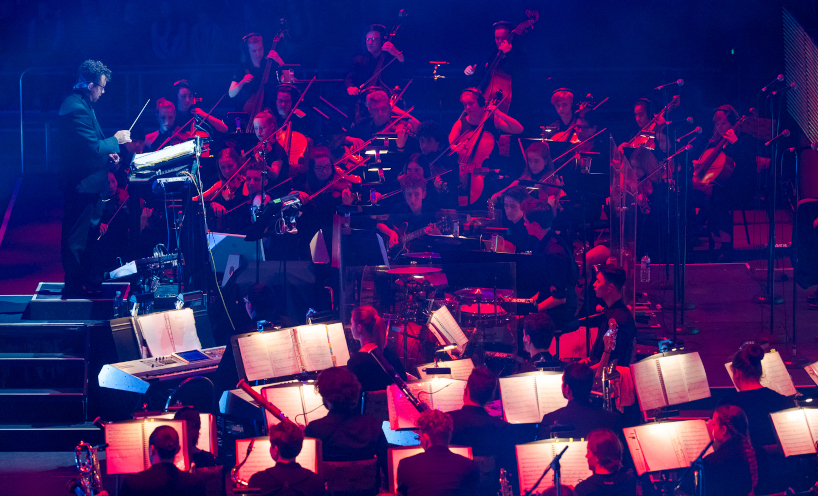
<box><xmin>396</xmin><ymin>445</ymin><xmax>479</xmax><ymax>496</ymax></box>
<box><xmin>58</xmin><ymin>91</ymin><xmax>120</xmax><ymax>194</ymax></box>
<box><xmin>247</xmin><ymin>461</ymin><xmax>328</xmax><ymax>496</ymax></box>
<box><xmin>449</xmin><ymin>405</ymin><xmax>515</xmax><ymax>462</ymax></box>
<box><xmin>118</xmin><ymin>462</ymin><xmax>206</xmax><ymax>496</ymax></box>
<box><xmin>537</xmin><ymin>400</ymin><xmax>621</xmax><ymax>440</ymax></box>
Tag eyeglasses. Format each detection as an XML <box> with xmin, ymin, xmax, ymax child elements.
<box><xmin>365</xmin><ymin>37</ymin><xmax>380</xmax><ymax>42</ymax></box>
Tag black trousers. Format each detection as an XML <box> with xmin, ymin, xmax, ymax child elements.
<box><xmin>61</xmin><ymin>191</ymin><xmax>103</xmax><ymax>289</ymax></box>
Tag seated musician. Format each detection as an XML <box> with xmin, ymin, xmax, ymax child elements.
<box><xmin>253</xmin><ymin>109</ymin><xmax>290</xmax><ymax>183</ymax></box>
<box><xmin>143</xmin><ymin>98</ymin><xmax>180</xmax><ymax>152</ymax></box>
<box><xmin>173</xmin><ymin>79</ymin><xmax>228</xmax><ymax>136</ymax></box>
<box><xmin>173</xmin><ymin>407</ymin><xmax>217</xmax><ymax>469</ymax></box>
<box><xmin>572</xmin><ymin>107</ymin><xmax>606</xmax><ymax>172</ymax></box>
<box><xmin>693</xmin><ymin>105</ymin><xmax>758</xmax><ymax>259</ymax></box>
<box><xmin>547</xmin><ymin>88</ymin><xmax>576</xmax><ymax>140</ymax></box>
<box><xmin>346</xmin><ymin>306</ymin><xmax>407</xmax><ymax>392</ymax></box>
<box><xmin>497</xmin><ymin>186</ymin><xmax>534</xmax><ymax>253</ymax></box>
<box><xmin>585</xmin><ymin>264</ymin><xmax>636</xmax><ymax>367</ymax></box>
<box><xmin>118</xmin><ymin>425</ymin><xmax>206</xmax><ymax>496</ymax></box>
<box><xmin>573</xmin><ymin>429</ymin><xmax>637</xmax><ymax>496</ymax></box>
<box><xmin>376</xmin><ymin>175</ymin><xmax>442</xmax><ymax>251</ymax></box>
<box><xmin>345</xmin><ymin>24</ymin><xmax>404</xmax><ymax>97</ymax></box>
<box><xmin>678</xmin><ymin>405</ymin><xmax>756</xmax><ymax>496</ymax></box>
<box><xmin>275</xmin><ymin>83</ymin><xmax>316</xmax><ymax>144</ymax></box>
<box><xmin>632</xmin><ymin>97</ymin><xmax>669</xmax><ymax>155</ymax></box>
<box><xmin>521</xmin><ymin>199</ymin><xmax>578</xmax><ymax>332</ymax></box>
<box><xmin>491</xmin><ymin>141</ymin><xmax>561</xmax><ymax>209</ymax></box>
<box><xmin>303</xmin><ymin>367</ymin><xmax>388</xmax><ymax>476</ymax></box>
<box><xmin>398</xmin><ymin>153</ymin><xmax>438</xmax><ymax>207</ymax></box>
<box><xmin>228</xmin><ymin>32</ymin><xmax>286</xmax><ymax>111</ymax></box>
<box><xmin>537</xmin><ymin>363</ymin><xmax>621</xmax><ymax>440</ymax></box>
<box><xmin>396</xmin><ymin>409</ymin><xmax>480</xmax><ymax>496</ymax></box>
<box><xmin>350</xmin><ymin>87</ymin><xmax>419</xmax><ymax>151</ymax></box>
<box><xmin>245</xmin><ymin>161</ymin><xmax>272</xmax><ymax>218</ymax></box>
<box><xmin>247</xmin><ymin>420</ymin><xmax>328</xmax><ymax>496</ymax></box>
<box><xmin>200</xmin><ymin>147</ymin><xmax>250</xmax><ymax>233</ymax></box>
<box><xmin>416</xmin><ymin>120</ymin><xmax>458</xmax><ymax>209</ymax></box>
<box><xmin>520</xmin><ymin>312</ymin><xmax>560</xmax><ymax>371</ymax></box>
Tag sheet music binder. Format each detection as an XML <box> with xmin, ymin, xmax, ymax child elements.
<box><xmin>105</xmin><ymin>418</ymin><xmax>190</xmax><ymax>474</ymax></box>
<box><xmin>261</xmin><ymin>382</ymin><xmax>328</xmax><ymax>429</ymax></box>
<box><xmin>631</xmin><ymin>351</ymin><xmax>710</xmax><ymax>412</ymax></box>
<box><xmin>386</xmin><ymin>378</ymin><xmax>466</xmax><ymax>430</ymax></box>
<box><xmin>515</xmin><ymin>439</ymin><xmax>591</xmax><ymax>492</ymax></box>
<box><xmin>725</xmin><ymin>350</ymin><xmax>797</xmax><ymax>397</ymax></box>
<box><xmin>234</xmin><ymin>437</ymin><xmax>322</xmax><ymax>482</ymax></box>
<box><xmin>622</xmin><ymin>419</ymin><xmax>713</xmax><ymax>475</ymax></box>
<box><xmin>498</xmin><ymin>371</ymin><xmax>566</xmax><ymax>424</ymax></box>
<box><xmin>387</xmin><ymin>445</ymin><xmax>473</xmax><ymax>493</ymax></box>
<box><xmin>770</xmin><ymin>407</ymin><xmax>818</xmax><ymax>457</ymax></box>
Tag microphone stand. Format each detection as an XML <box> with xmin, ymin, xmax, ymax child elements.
<box><xmin>674</xmin><ymin>439</ymin><xmax>712</xmax><ymax>496</ymax></box>
<box><xmin>522</xmin><ymin>445</ymin><xmax>569</xmax><ymax>496</ymax></box>
<box><xmin>361</xmin><ymin>342</ymin><xmax>429</xmax><ymax>413</ymax></box>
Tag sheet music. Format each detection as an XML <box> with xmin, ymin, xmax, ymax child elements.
<box><xmin>237</xmin><ymin>334</ymin><xmax>274</xmax><ymax>381</ymax></box>
<box><xmin>631</xmin><ymin>358</ymin><xmax>667</xmax><ymax>411</ymax></box>
<box><xmin>301</xmin><ymin>384</ymin><xmax>329</xmax><ymax>424</ymax></box>
<box><xmin>139</xmin><ymin>309</ymin><xmax>201</xmax><ymax>357</ymax></box>
<box><xmin>430</xmin><ymin>307</ymin><xmax>468</xmax><ymax>353</ymax></box>
<box><xmin>623</xmin><ymin>427</ymin><xmax>647</xmax><ymax>475</ymax></box>
<box><xmin>142</xmin><ymin>419</ymin><xmax>188</xmax><ymax>471</ymax></box>
<box><xmin>516</xmin><ymin>441</ymin><xmax>591</xmax><ymax>492</ymax></box>
<box><xmin>263</xmin><ymin>385</ymin><xmax>306</xmax><ymax>428</ymax></box>
<box><xmin>266</xmin><ymin>329</ymin><xmax>301</xmax><ymax>377</ymax></box>
<box><xmin>549</xmin><ymin>441</ymin><xmax>593</xmax><ymax>488</ymax></box>
<box><xmin>326</xmin><ymin>323</ymin><xmax>350</xmax><ymax>366</ymax></box>
<box><xmin>658</xmin><ymin>353</ymin><xmax>710</xmax><ymax>406</ymax></box>
<box><xmin>770</xmin><ymin>409</ymin><xmax>817</xmax><ymax>457</ymax></box>
<box><xmin>535</xmin><ymin>373</ymin><xmax>568</xmax><ymax>417</ymax></box>
<box><xmin>499</xmin><ymin>376</ymin><xmax>542</xmax><ymax>424</ymax></box>
<box><xmin>725</xmin><ymin>351</ymin><xmax>796</xmax><ymax>397</ymax></box>
<box><xmin>674</xmin><ymin>420</ymin><xmax>713</xmax><ymax>464</ymax></box>
<box><xmin>804</xmin><ymin>409</ymin><xmax>818</xmax><ymax>445</ymax></box>
<box><xmin>805</xmin><ymin>361</ymin><xmax>818</xmax><ymax>386</ymax></box>
<box><xmin>237</xmin><ymin>437</ymin><xmax>320</xmax><ymax>481</ymax></box>
<box><xmin>426</xmin><ymin>379</ymin><xmax>466</xmax><ymax>412</ymax></box>
<box><xmin>296</xmin><ymin>325</ymin><xmax>334</xmax><ymax>372</ymax></box>
<box><xmin>387</xmin><ymin>383</ymin><xmax>429</xmax><ymax>430</ymax></box>
<box><xmin>105</xmin><ymin>422</ymin><xmax>146</xmax><ymax>474</ymax></box>
<box><xmin>152</xmin><ymin>412</ymin><xmax>214</xmax><ymax>454</ymax></box>
<box><xmin>622</xmin><ymin>420</ymin><xmax>711</xmax><ymax>475</ymax></box>
<box><xmin>679</xmin><ymin>353</ymin><xmax>711</xmax><ymax>402</ymax></box>
<box><xmin>389</xmin><ymin>446</ymin><xmax>472</xmax><ymax>493</ymax></box>
<box><xmin>417</xmin><ymin>359</ymin><xmax>475</xmax><ymax>381</ymax></box>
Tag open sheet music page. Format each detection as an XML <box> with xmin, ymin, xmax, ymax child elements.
<box><xmin>388</xmin><ymin>446</ymin><xmax>472</xmax><ymax>493</ymax></box>
<box><xmin>326</xmin><ymin>323</ymin><xmax>350</xmax><ymax>366</ymax></box>
<box><xmin>139</xmin><ymin>309</ymin><xmax>201</xmax><ymax>356</ymax></box>
<box><xmin>658</xmin><ymin>352</ymin><xmax>711</xmax><ymax>406</ymax></box>
<box><xmin>631</xmin><ymin>357</ymin><xmax>666</xmax><ymax>411</ymax></box>
<box><xmin>416</xmin><ymin>358</ymin><xmax>475</xmax><ymax>381</ymax></box>
<box><xmin>499</xmin><ymin>372</ymin><xmax>567</xmax><ymax>424</ymax></box>
<box><xmin>236</xmin><ymin>438</ymin><xmax>320</xmax><ymax>481</ymax></box>
<box><xmin>623</xmin><ymin>420</ymin><xmax>712</xmax><ymax>475</ymax></box>
<box><xmin>263</xmin><ymin>385</ymin><xmax>306</xmax><ymax>428</ymax></box>
<box><xmin>535</xmin><ymin>373</ymin><xmax>568</xmax><ymax>416</ymax></box>
<box><xmin>770</xmin><ymin>408</ymin><xmax>818</xmax><ymax>457</ymax></box>
<box><xmin>296</xmin><ymin>325</ymin><xmax>334</xmax><ymax>372</ymax></box>
<box><xmin>429</xmin><ymin>306</ymin><xmax>468</xmax><ymax>354</ymax></box>
<box><xmin>516</xmin><ymin>441</ymin><xmax>591</xmax><ymax>492</ymax></box>
<box><xmin>105</xmin><ymin>421</ymin><xmax>146</xmax><ymax>474</ymax></box>
<box><xmin>725</xmin><ymin>351</ymin><xmax>796</xmax><ymax>397</ymax></box>
<box><xmin>387</xmin><ymin>379</ymin><xmax>465</xmax><ymax>429</ymax></box>
<box><xmin>266</xmin><ymin>329</ymin><xmax>301</xmax><ymax>377</ymax></box>
<box><xmin>237</xmin><ymin>333</ymin><xmax>275</xmax><ymax>381</ymax></box>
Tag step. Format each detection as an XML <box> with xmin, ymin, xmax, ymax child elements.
<box><xmin>0</xmin><ymin>352</ymin><xmax>84</xmax><ymax>360</ymax></box>
<box><xmin>29</xmin><ymin>282</ymin><xmax>130</xmax><ymax>321</ymax></box>
<box><xmin>0</xmin><ymin>424</ymin><xmax>103</xmax><ymax>452</ymax></box>
<box><xmin>0</xmin><ymin>388</ymin><xmax>84</xmax><ymax>396</ymax></box>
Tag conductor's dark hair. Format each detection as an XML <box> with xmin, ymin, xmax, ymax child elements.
<box><xmin>466</xmin><ymin>367</ymin><xmax>498</xmax><ymax>406</ymax></box>
<box><xmin>563</xmin><ymin>362</ymin><xmax>594</xmax><ymax>402</ymax></box>
<box><xmin>75</xmin><ymin>60</ymin><xmax>111</xmax><ymax>89</ymax></box>
<box><xmin>598</xmin><ymin>264</ymin><xmax>627</xmax><ymax>292</ymax></box>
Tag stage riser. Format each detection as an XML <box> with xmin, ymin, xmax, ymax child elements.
<box><xmin>0</xmin><ymin>426</ymin><xmax>103</xmax><ymax>452</ymax></box>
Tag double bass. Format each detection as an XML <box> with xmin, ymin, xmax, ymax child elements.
<box><xmin>242</xmin><ymin>29</ymin><xmax>285</xmax><ymax>133</ymax></box>
<box><xmin>480</xmin><ymin>10</ymin><xmax>539</xmax><ymax>113</ymax></box>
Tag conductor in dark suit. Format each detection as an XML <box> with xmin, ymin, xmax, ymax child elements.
<box><xmin>537</xmin><ymin>362</ymin><xmax>621</xmax><ymax>440</ymax></box>
<box><xmin>58</xmin><ymin>60</ymin><xmax>131</xmax><ymax>296</ymax></box>
<box><xmin>397</xmin><ymin>409</ymin><xmax>479</xmax><ymax>496</ymax></box>
<box><xmin>118</xmin><ymin>425</ymin><xmax>206</xmax><ymax>496</ymax></box>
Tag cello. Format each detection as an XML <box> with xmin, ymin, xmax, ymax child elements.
<box><xmin>242</xmin><ymin>29</ymin><xmax>285</xmax><ymax>133</ymax></box>
<box><xmin>480</xmin><ymin>10</ymin><xmax>539</xmax><ymax>113</ymax></box>
<box><xmin>451</xmin><ymin>94</ymin><xmax>505</xmax><ymax>207</ymax></box>
<box><xmin>692</xmin><ymin>113</ymin><xmax>749</xmax><ymax>193</ymax></box>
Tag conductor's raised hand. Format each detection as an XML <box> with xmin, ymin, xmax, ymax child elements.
<box><xmin>114</xmin><ymin>130</ymin><xmax>131</xmax><ymax>144</ymax></box>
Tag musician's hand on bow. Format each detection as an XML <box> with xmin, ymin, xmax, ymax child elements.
<box><xmin>498</xmin><ymin>40</ymin><xmax>512</xmax><ymax>54</ymax></box>
<box><xmin>347</xmin><ymin>86</ymin><xmax>361</xmax><ymax>96</ymax></box>
<box><xmin>211</xmin><ymin>203</ymin><xmax>226</xmax><ymax>218</ymax></box>
<box><xmin>191</xmin><ymin>107</ymin><xmax>207</xmax><ymax>119</ymax></box>
<box><xmin>724</xmin><ymin>129</ymin><xmax>738</xmax><ymax>144</ymax></box>
<box><xmin>267</xmin><ymin>49</ymin><xmax>285</xmax><ymax>66</ymax></box>
<box><xmin>396</xmin><ymin>122</ymin><xmax>409</xmax><ymax>149</ymax></box>
<box><xmin>464</xmin><ymin>64</ymin><xmax>476</xmax><ymax>76</ymax></box>
<box><xmin>341</xmin><ymin>188</ymin><xmax>354</xmax><ymax>205</ymax></box>
<box><xmin>451</xmin><ymin>140</ymin><xmax>469</xmax><ymax>154</ymax></box>
<box><xmin>382</xmin><ymin>41</ymin><xmax>400</xmax><ymax>57</ymax></box>
<box><xmin>434</xmin><ymin>176</ymin><xmax>447</xmax><ymax>193</ymax></box>
<box><xmin>239</xmin><ymin>74</ymin><xmax>254</xmax><ymax>86</ymax></box>
<box><xmin>345</xmin><ymin>137</ymin><xmax>365</xmax><ymax>151</ymax></box>
<box><xmin>99</xmin><ymin>223</ymin><xmax>108</xmax><ymax>236</ymax></box>
<box><xmin>114</xmin><ymin>130</ymin><xmax>131</xmax><ymax>144</ymax></box>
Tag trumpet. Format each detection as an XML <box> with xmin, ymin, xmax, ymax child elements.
<box><xmin>73</xmin><ymin>441</ymin><xmax>106</xmax><ymax>496</ymax></box>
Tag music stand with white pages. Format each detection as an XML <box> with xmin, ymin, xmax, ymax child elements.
<box><xmin>725</xmin><ymin>350</ymin><xmax>797</xmax><ymax>397</ymax></box>
<box><xmin>388</xmin><ymin>445</ymin><xmax>473</xmax><ymax>493</ymax></box>
<box><xmin>516</xmin><ymin>439</ymin><xmax>592</xmax><ymax>493</ymax></box>
<box><xmin>770</xmin><ymin>407</ymin><xmax>818</xmax><ymax>457</ymax></box>
<box><xmin>631</xmin><ymin>351</ymin><xmax>710</xmax><ymax>413</ymax></box>
<box><xmin>623</xmin><ymin>419</ymin><xmax>714</xmax><ymax>475</ymax></box>
<box><xmin>233</xmin><ymin>437</ymin><xmax>321</xmax><ymax>482</ymax></box>
<box><xmin>105</xmin><ymin>418</ymin><xmax>190</xmax><ymax>474</ymax></box>
<box><xmin>498</xmin><ymin>371</ymin><xmax>567</xmax><ymax>424</ymax></box>
<box><xmin>386</xmin><ymin>378</ymin><xmax>466</xmax><ymax>430</ymax></box>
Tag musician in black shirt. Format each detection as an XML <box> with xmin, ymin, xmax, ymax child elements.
<box><xmin>574</xmin><ymin>429</ymin><xmax>636</xmax><ymax>496</ymax></box>
<box><xmin>377</xmin><ymin>175</ymin><xmax>442</xmax><ymax>253</ymax></box>
<box><xmin>228</xmin><ymin>33</ymin><xmax>286</xmax><ymax>111</ymax></box>
<box><xmin>588</xmin><ymin>265</ymin><xmax>636</xmax><ymax>367</ymax></box>
<box><xmin>519</xmin><ymin>312</ymin><xmax>559</xmax><ymax>371</ymax></box>
<box><xmin>248</xmin><ymin>421</ymin><xmax>328</xmax><ymax>496</ymax></box>
<box><xmin>346</xmin><ymin>306</ymin><xmax>406</xmax><ymax>391</ymax></box>
<box><xmin>345</xmin><ymin>24</ymin><xmax>404</xmax><ymax>96</ymax></box>
<box><xmin>173</xmin><ymin>407</ymin><xmax>217</xmax><ymax>469</ymax></box>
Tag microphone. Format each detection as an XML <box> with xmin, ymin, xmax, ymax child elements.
<box><xmin>666</xmin><ymin>117</ymin><xmax>695</xmax><ymax>126</ymax></box>
<box><xmin>765</xmin><ymin>129</ymin><xmax>790</xmax><ymax>147</ymax></box>
<box><xmin>655</xmin><ymin>79</ymin><xmax>684</xmax><ymax>90</ymax></box>
<box><xmin>761</xmin><ymin>74</ymin><xmax>785</xmax><ymax>92</ymax></box>
<box><xmin>772</xmin><ymin>82</ymin><xmax>797</xmax><ymax>96</ymax></box>
<box><xmin>676</xmin><ymin>126</ymin><xmax>702</xmax><ymax>142</ymax></box>
<box><xmin>786</xmin><ymin>143</ymin><xmax>818</xmax><ymax>153</ymax></box>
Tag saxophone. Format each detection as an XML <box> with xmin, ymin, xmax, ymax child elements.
<box><xmin>74</xmin><ymin>441</ymin><xmax>105</xmax><ymax>496</ymax></box>
<box><xmin>231</xmin><ymin>438</ymin><xmax>256</xmax><ymax>487</ymax></box>
<box><xmin>499</xmin><ymin>468</ymin><xmax>513</xmax><ymax>496</ymax></box>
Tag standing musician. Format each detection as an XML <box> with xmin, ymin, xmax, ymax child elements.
<box><xmin>228</xmin><ymin>32</ymin><xmax>286</xmax><ymax>111</ymax></box>
<box><xmin>547</xmin><ymin>88</ymin><xmax>576</xmax><ymax>139</ymax></box>
<box><xmin>449</xmin><ymin>88</ymin><xmax>523</xmax><ymax>207</ymax></box>
<box><xmin>173</xmin><ymin>79</ymin><xmax>228</xmax><ymax>136</ymax></box>
<box><xmin>252</xmin><ymin>109</ymin><xmax>290</xmax><ymax>183</ymax></box>
<box><xmin>58</xmin><ymin>60</ymin><xmax>131</xmax><ymax>297</ymax></box>
<box><xmin>345</xmin><ymin>24</ymin><xmax>405</xmax><ymax>96</ymax></box>
<box><xmin>464</xmin><ymin>21</ymin><xmax>526</xmax><ymax>114</ymax></box>
<box><xmin>143</xmin><ymin>98</ymin><xmax>181</xmax><ymax>152</ymax></box>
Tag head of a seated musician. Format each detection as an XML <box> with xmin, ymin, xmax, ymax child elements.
<box><xmin>243</xmin><ymin>33</ymin><xmax>265</xmax><ymax>68</ymax></box>
<box><xmin>310</xmin><ymin>144</ymin><xmax>335</xmax><ymax>182</ymax></box>
<box><xmin>253</xmin><ymin>109</ymin><xmax>277</xmax><ymax>142</ymax></box>
<box><xmin>148</xmin><ymin>425</ymin><xmax>181</xmax><ymax>465</ymax></box>
<box><xmin>585</xmin><ymin>429</ymin><xmax>623</xmax><ymax>474</ymax></box>
<box><xmin>351</xmin><ymin>306</ymin><xmax>386</xmax><ymax>350</ymax></box>
<box><xmin>275</xmin><ymin>85</ymin><xmax>298</xmax><ymax>120</ymax></box>
<box><xmin>315</xmin><ymin>366</ymin><xmax>362</xmax><ymax>414</ymax></box>
<box><xmin>460</xmin><ymin>88</ymin><xmax>486</xmax><ymax>121</ymax></box>
<box><xmin>173</xmin><ymin>79</ymin><xmax>195</xmax><ymax>114</ymax></box>
<box><xmin>562</xmin><ymin>362</ymin><xmax>594</xmax><ymax>403</ymax></box>
<box><xmin>493</xmin><ymin>22</ymin><xmax>513</xmax><ymax>50</ymax></box>
<box><xmin>463</xmin><ymin>367</ymin><xmax>498</xmax><ymax>407</ymax></box>
<box><xmin>713</xmin><ymin>104</ymin><xmax>738</xmax><ymax>126</ymax></box>
<box><xmin>634</xmin><ymin>98</ymin><xmax>652</xmax><ymax>129</ymax></box>
<box><xmin>218</xmin><ymin>147</ymin><xmax>242</xmax><ymax>183</ymax></box>
<box><xmin>365</xmin><ymin>88</ymin><xmax>392</xmax><ymax>127</ymax></box>
<box><xmin>730</xmin><ymin>343</ymin><xmax>765</xmax><ymax>390</ymax></box>
<box><xmin>709</xmin><ymin>405</ymin><xmax>751</xmax><ymax>450</ymax></box>
<box><xmin>417</xmin><ymin>121</ymin><xmax>444</xmax><ymax>156</ymax></box>
<box><xmin>400</xmin><ymin>175</ymin><xmax>427</xmax><ymax>214</ymax></box>
<box><xmin>245</xmin><ymin>163</ymin><xmax>267</xmax><ymax>197</ymax></box>
<box><xmin>416</xmin><ymin>409</ymin><xmax>454</xmax><ymax>450</ymax></box>
<box><xmin>365</xmin><ymin>24</ymin><xmax>387</xmax><ymax>56</ymax></box>
<box><xmin>502</xmin><ymin>186</ymin><xmax>528</xmax><ymax>224</ymax></box>
<box><xmin>74</xmin><ymin>59</ymin><xmax>111</xmax><ymax>103</ymax></box>
<box><xmin>522</xmin><ymin>312</ymin><xmax>555</xmax><ymax>356</ymax></box>
<box><xmin>104</xmin><ymin>172</ymin><xmax>118</xmax><ymax>200</ymax></box>
<box><xmin>402</xmin><ymin>153</ymin><xmax>427</xmax><ymax>181</ymax></box>
<box><xmin>551</xmin><ymin>89</ymin><xmax>574</xmax><ymax>126</ymax></box>
<box><xmin>173</xmin><ymin>406</ymin><xmax>203</xmax><ymax>455</ymax></box>
<box><xmin>155</xmin><ymin>98</ymin><xmax>176</xmax><ymax>134</ymax></box>
<box><xmin>268</xmin><ymin>419</ymin><xmax>304</xmax><ymax>463</ymax></box>
<box><xmin>574</xmin><ymin>108</ymin><xmax>598</xmax><ymax>141</ymax></box>
<box><xmin>525</xmin><ymin>141</ymin><xmax>552</xmax><ymax>176</ymax></box>
<box><xmin>593</xmin><ymin>264</ymin><xmax>626</xmax><ymax>307</ymax></box>
<box><xmin>245</xmin><ymin>284</ymin><xmax>276</xmax><ymax>322</ymax></box>
<box><xmin>521</xmin><ymin>198</ymin><xmax>554</xmax><ymax>240</ymax></box>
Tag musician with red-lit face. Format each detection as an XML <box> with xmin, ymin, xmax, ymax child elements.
<box><xmin>173</xmin><ymin>80</ymin><xmax>228</xmax><ymax>135</ymax></box>
<box><xmin>144</xmin><ymin>99</ymin><xmax>179</xmax><ymax>152</ymax></box>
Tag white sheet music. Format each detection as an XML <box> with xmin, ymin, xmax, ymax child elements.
<box><xmin>535</xmin><ymin>373</ymin><xmax>568</xmax><ymax>417</ymax></box>
<box><xmin>263</xmin><ymin>385</ymin><xmax>306</xmax><ymax>428</ymax></box>
<box><xmin>417</xmin><ymin>359</ymin><xmax>475</xmax><ymax>381</ymax></box>
<box><xmin>105</xmin><ymin>422</ymin><xmax>147</xmax><ymax>474</ymax></box>
<box><xmin>139</xmin><ymin>309</ymin><xmax>201</xmax><ymax>357</ymax></box>
<box><xmin>499</xmin><ymin>376</ymin><xmax>542</xmax><ymax>424</ymax></box>
<box><xmin>387</xmin><ymin>383</ymin><xmax>426</xmax><ymax>430</ymax></box>
<box><xmin>266</xmin><ymin>330</ymin><xmax>301</xmax><ymax>377</ymax></box>
<box><xmin>389</xmin><ymin>446</ymin><xmax>472</xmax><ymax>493</ymax></box>
<box><xmin>152</xmin><ymin>412</ymin><xmax>214</xmax><ymax>454</ymax></box>
<box><xmin>805</xmin><ymin>362</ymin><xmax>818</xmax><ymax>386</ymax></box>
<box><xmin>236</xmin><ymin>437</ymin><xmax>319</xmax><ymax>481</ymax></box>
<box><xmin>301</xmin><ymin>384</ymin><xmax>329</xmax><ymax>424</ymax></box>
<box><xmin>725</xmin><ymin>351</ymin><xmax>796</xmax><ymax>397</ymax></box>
<box><xmin>427</xmin><ymin>378</ymin><xmax>466</xmax><ymax>413</ymax></box>
<box><xmin>658</xmin><ymin>353</ymin><xmax>711</xmax><ymax>406</ymax></box>
<box><xmin>296</xmin><ymin>325</ymin><xmax>334</xmax><ymax>372</ymax></box>
<box><xmin>516</xmin><ymin>441</ymin><xmax>591</xmax><ymax>492</ymax></box>
<box><xmin>770</xmin><ymin>409</ymin><xmax>817</xmax><ymax>457</ymax></box>
<box><xmin>622</xmin><ymin>420</ymin><xmax>712</xmax><ymax>475</ymax></box>
<box><xmin>326</xmin><ymin>323</ymin><xmax>350</xmax><ymax>366</ymax></box>
<box><xmin>675</xmin><ymin>420</ymin><xmax>713</xmax><ymax>464</ymax></box>
<box><xmin>237</xmin><ymin>334</ymin><xmax>275</xmax><ymax>382</ymax></box>
<box><xmin>430</xmin><ymin>307</ymin><xmax>468</xmax><ymax>354</ymax></box>
<box><xmin>631</xmin><ymin>358</ymin><xmax>666</xmax><ymax>411</ymax></box>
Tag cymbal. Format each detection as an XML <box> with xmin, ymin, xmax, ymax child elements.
<box><xmin>405</xmin><ymin>252</ymin><xmax>441</xmax><ymax>259</ymax></box>
<box><xmin>454</xmin><ymin>287</ymin><xmax>512</xmax><ymax>300</ymax></box>
<box><xmin>386</xmin><ymin>266</ymin><xmax>442</xmax><ymax>275</ymax></box>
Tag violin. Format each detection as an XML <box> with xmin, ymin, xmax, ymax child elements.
<box><xmin>624</xmin><ymin>95</ymin><xmax>680</xmax><ymax>150</ymax></box>
<box><xmin>275</xmin><ymin>122</ymin><xmax>309</xmax><ymax>169</ymax></box>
